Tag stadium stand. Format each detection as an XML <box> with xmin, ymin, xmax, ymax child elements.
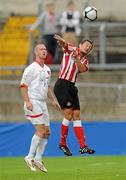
<box><xmin>0</xmin><ymin>0</ymin><xmax>126</xmax><ymax>122</ymax></box>
<box><xmin>0</xmin><ymin>16</ymin><xmax>37</xmax><ymax>75</ymax></box>
<box><xmin>1</xmin><ymin>71</ymin><xmax>126</xmax><ymax>121</ymax></box>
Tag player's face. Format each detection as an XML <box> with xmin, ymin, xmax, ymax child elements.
<box><xmin>79</xmin><ymin>41</ymin><xmax>93</xmax><ymax>55</ymax></box>
<box><xmin>38</xmin><ymin>45</ymin><xmax>47</xmax><ymax>59</ymax></box>
<box><xmin>47</xmin><ymin>4</ymin><xmax>55</xmax><ymax>14</ymax></box>
<box><xmin>68</xmin><ymin>3</ymin><xmax>75</xmax><ymax>11</ymax></box>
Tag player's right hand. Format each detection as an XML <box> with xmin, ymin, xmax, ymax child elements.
<box><xmin>26</xmin><ymin>101</ymin><xmax>33</xmax><ymax>111</ymax></box>
<box><xmin>72</xmin><ymin>49</ymin><xmax>80</xmax><ymax>58</ymax></box>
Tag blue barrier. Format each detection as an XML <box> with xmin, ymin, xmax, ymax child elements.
<box><xmin>0</xmin><ymin>122</ymin><xmax>126</xmax><ymax>157</ymax></box>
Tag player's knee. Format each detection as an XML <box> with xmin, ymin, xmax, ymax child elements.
<box><xmin>45</xmin><ymin>131</ymin><xmax>50</xmax><ymax>138</ymax></box>
<box><xmin>45</xmin><ymin>127</ymin><xmax>50</xmax><ymax>138</ymax></box>
<box><xmin>73</xmin><ymin>110</ymin><xmax>80</xmax><ymax>120</ymax></box>
<box><xmin>36</xmin><ymin>131</ymin><xmax>43</xmax><ymax>138</ymax></box>
<box><xmin>36</xmin><ymin>130</ymin><xmax>46</xmax><ymax>138</ymax></box>
<box><xmin>73</xmin><ymin>115</ymin><xmax>80</xmax><ymax>120</ymax></box>
<box><xmin>65</xmin><ymin>114</ymin><xmax>72</xmax><ymax>120</ymax></box>
<box><xmin>37</xmin><ymin>127</ymin><xmax>50</xmax><ymax>139</ymax></box>
<box><xmin>64</xmin><ymin>110</ymin><xmax>73</xmax><ymax>120</ymax></box>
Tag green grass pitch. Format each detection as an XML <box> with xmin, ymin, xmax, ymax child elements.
<box><xmin>0</xmin><ymin>156</ymin><xmax>126</xmax><ymax>180</ymax></box>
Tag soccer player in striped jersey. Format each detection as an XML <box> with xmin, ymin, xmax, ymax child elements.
<box><xmin>54</xmin><ymin>34</ymin><xmax>95</xmax><ymax>156</ymax></box>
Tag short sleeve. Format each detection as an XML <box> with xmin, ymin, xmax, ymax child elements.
<box><xmin>81</xmin><ymin>58</ymin><xmax>89</xmax><ymax>71</ymax></box>
<box><xmin>20</xmin><ymin>67</ymin><xmax>33</xmax><ymax>87</ymax></box>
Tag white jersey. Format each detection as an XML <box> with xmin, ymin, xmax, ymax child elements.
<box><xmin>20</xmin><ymin>61</ymin><xmax>51</xmax><ymax>101</ymax></box>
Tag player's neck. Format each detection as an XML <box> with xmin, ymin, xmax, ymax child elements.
<box><xmin>80</xmin><ymin>51</ymin><xmax>86</xmax><ymax>58</ymax></box>
<box><xmin>35</xmin><ymin>58</ymin><xmax>44</xmax><ymax>67</ymax></box>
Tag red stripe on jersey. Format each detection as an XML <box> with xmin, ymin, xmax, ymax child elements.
<box><xmin>64</xmin><ymin>48</ymin><xmax>71</xmax><ymax>54</ymax></box>
<box><xmin>59</xmin><ymin>55</ymin><xmax>70</xmax><ymax>78</ymax></box>
<box><xmin>81</xmin><ymin>58</ymin><xmax>89</xmax><ymax>71</ymax></box>
<box><xmin>64</xmin><ymin>63</ymin><xmax>71</xmax><ymax>79</ymax></box>
<box><xmin>68</xmin><ymin>62</ymin><xmax>77</xmax><ymax>81</ymax></box>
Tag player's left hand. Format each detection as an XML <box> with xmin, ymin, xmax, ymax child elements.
<box><xmin>54</xmin><ymin>34</ymin><xmax>63</xmax><ymax>41</ymax></box>
<box><xmin>54</xmin><ymin>34</ymin><xmax>66</xmax><ymax>46</ymax></box>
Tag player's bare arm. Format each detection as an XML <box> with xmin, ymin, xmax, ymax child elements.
<box><xmin>73</xmin><ymin>50</ymin><xmax>87</xmax><ymax>73</ymax></box>
<box><xmin>48</xmin><ymin>85</ymin><xmax>61</xmax><ymax>111</ymax></box>
<box><xmin>20</xmin><ymin>86</ymin><xmax>33</xmax><ymax>111</ymax></box>
<box><xmin>54</xmin><ymin>34</ymin><xmax>68</xmax><ymax>48</ymax></box>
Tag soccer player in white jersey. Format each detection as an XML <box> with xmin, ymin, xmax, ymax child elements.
<box><xmin>20</xmin><ymin>44</ymin><xmax>61</xmax><ymax>172</ymax></box>
<box><xmin>54</xmin><ymin>34</ymin><xmax>95</xmax><ymax>156</ymax></box>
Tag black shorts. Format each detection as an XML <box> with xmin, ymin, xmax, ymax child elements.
<box><xmin>54</xmin><ymin>79</ymin><xmax>80</xmax><ymax>110</ymax></box>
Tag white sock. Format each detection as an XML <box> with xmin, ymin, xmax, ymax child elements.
<box><xmin>27</xmin><ymin>134</ymin><xmax>42</xmax><ymax>159</ymax></box>
<box><xmin>62</xmin><ymin>118</ymin><xmax>70</xmax><ymax>126</ymax></box>
<box><xmin>34</xmin><ymin>138</ymin><xmax>48</xmax><ymax>161</ymax></box>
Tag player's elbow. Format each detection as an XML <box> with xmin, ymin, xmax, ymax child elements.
<box><xmin>79</xmin><ymin>67</ymin><xmax>86</xmax><ymax>73</ymax></box>
<box><xmin>20</xmin><ymin>83</ymin><xmax>28</xmax><ymax>88</ymax></box>
<box><xmin>83</xmin><ymin>65</ymin><xmax>89</xmax><ymax>72</ymax></box>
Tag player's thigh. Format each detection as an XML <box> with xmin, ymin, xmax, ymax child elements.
<box><xmin>41</xmin><ymin>102</ymin><xmax>50</xmax><ymax>126</ymax></box>
<box><xmin>24</xmin><ymin>100</ymin><xmax>42</xmax><ymax>118</ymax></box>
<box><xmin>33</xmin><ymin>101</ymin><xmax>50</xmax><ymax>126</ymax></box>
<box><xmin>45</xmin><ymin>126</ymin><xmax>50</xmax><ymax>137</ymax></box>
<box><xmin>25</xmin><ymin>100</ymin><xmax>50</xmax><ymax>126</ymax></box>
<box><xmin>72</xmin><ymin>87</ymin><xmax>80</xmax><ymax>111</ymax></box>
<box><xmin>54</xmin><ymin>80</ymin><xmax>72</xmax><ymax>109</ymax></box>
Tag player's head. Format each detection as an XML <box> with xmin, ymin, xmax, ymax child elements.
<box><xmin>34</xmin><ymin>44</ymin><xmax>47</xmax><ymax>60</ymax></box>
<box><xmin>67</xmin><ymin>1</ymin><xmax>75</xmax><ymax>11</ymax></box>
<box><xmin>46</xmin><ymin>2</ymin><xmax>55</xmax><ymax>14</ymax></box>
<box><xmin>79</xmin><ymin>39</ymin><xmax>93</xmax><ymax>55</ymax></box>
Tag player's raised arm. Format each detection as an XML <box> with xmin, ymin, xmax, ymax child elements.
<box><xmin>54</xmin><ymin>34</ymin><xmax>68</xmax><ymax>49</ymax></box>
<box><xmin>72</xmin><ymin>50</ymin><xmax>85</xmax><ymax>73</ymax></box>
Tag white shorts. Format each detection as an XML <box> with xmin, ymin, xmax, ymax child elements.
<box><xmin>24</xmin><ymin>99</ymin><xmax>50</xmax><ymax>126</ymax></box>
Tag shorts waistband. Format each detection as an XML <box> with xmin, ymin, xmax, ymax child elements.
<box><xmin>58</xmin><ymin>78</ymin><xmax>75</xmax><ymax>86</ymax></box>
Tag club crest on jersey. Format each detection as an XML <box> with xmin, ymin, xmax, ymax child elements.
<box><xmin>71</xmin><ymin>57</ymin><xmax>76</xmax><ymax>62</ymax></box>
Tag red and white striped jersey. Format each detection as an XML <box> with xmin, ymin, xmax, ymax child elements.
<box><xmin>58</xmin><ymin>44</ymin><xmax>89</xmax><ymax>83</ymax></box>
